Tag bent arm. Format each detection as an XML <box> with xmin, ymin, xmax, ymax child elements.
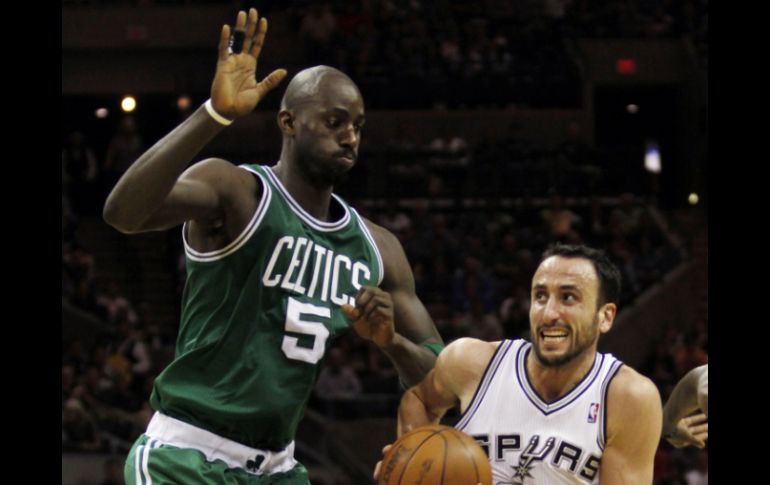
<box><xmin>601</xmin><ymin>368</ymin><xmax>662</xmax><ymax>485</ymax></box>
<box><xmin>103</xmin><ymin>106</ymin><xmax>229</xmax><ymax>233</ymax></box>
<box><xmin>662</xmin><ymin>364</ymin><xmax>709</xmax><ymax>448</ymax></box>
<box><xmin>663</xmin><ymin>364</ymin><xmax>708</xmax><ymax>427</ymax></box>
<box><xmin>397</xmin><ymin>338</ymin><xmax>491</xmax><ymax>436</ymax></box>
<box><xmin>368</xmin><ymin>222</ymin><xmax>444</xmax><ymax>387</ymax></box>
<box><xmin>103</xmin><ymin>8</ymin><xmax>286</xmax><ymax>234</ymax></box>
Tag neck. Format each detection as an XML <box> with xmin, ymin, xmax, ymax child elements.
<box><xmin>272</xmin><ymin>157</ymin><xmax>334</xmax><ymax>221</ymax></box>
<box><xmin>525</xmin><ymin>344</ymin><xmax>597</xmax><ymax>403</ymax></box>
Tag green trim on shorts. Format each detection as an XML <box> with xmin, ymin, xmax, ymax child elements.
<box><xmin>124</xmin><ymin>434</ymin><xmax>309</xmax><ymax>485</ymax></box>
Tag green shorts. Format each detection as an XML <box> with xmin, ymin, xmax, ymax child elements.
<box><xmin>124</xmin><ymin>413</ymin><xmax>309</xmax><ymax>485</ymax></box>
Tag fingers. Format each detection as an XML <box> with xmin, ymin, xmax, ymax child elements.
<box><xmin>354</xmin><ymin>287</ymin><xmax>393</xmax><ymax>322</ymax></box>
<box><xmin>242</xmin><ymin>8</ymin><xmax>258</xmax><ymax>54</ymax></box>
<box><xmin>256</xmin><ymin>69</ymin><xmax>288</xmax><ymax>97</ymax></box>
<box><xmin>684</xmin><ymin>413</ymin><xmax>708</xmax><ymax>426</ymax></box>
<box><xmin>341</xmin><ymin>303</ymin><xmax>360</xmax><ymax>321</ymax></box>
<box><xmin>222</xmin><ymin>8</ymin><xmax>269</xmax><ymax>61</ymax></box>
<box><xmin>218</xmin><ymin>24</ymin><xmax>231</xmax><ymax>62</ymax></box>
<box><xmin>234</xmin><ymin>9</ymin><xmax>247</xmax><ymax>31</ymax></box>
<box><xmin>373</xmin><ymin>444</ymin><xmax>394</xmax><ymax>480</ymax></box>
<box><xmin>250</xmin><ymin>17</ymin><xmax>269</xmax><ymax>59</ymax></box>
<box><xmin>229</xmin><ymin>10</ymin><xmax>248</xmax><ymax>54</ymax></box>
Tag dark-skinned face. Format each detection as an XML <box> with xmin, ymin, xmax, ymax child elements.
<box><xmin>292</xmin><ymin>80</ymin><xmax>365</xmax><ymax>186</ymax></box>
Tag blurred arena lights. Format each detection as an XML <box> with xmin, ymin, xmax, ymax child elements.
<box><xmin>688</xmin><ymin>193</ymin><xmax>699</xmax><ymax>205</ymax></box>
<box><xmin>644</xmin><ymin>139</ymin><xmax>661</xmax><ymax>174</ymax></box>
<box><xmin>121</xmin><ymin>95</ymin><xmax>137</xmax><ymax>113</ymax></box>
<box><xmin>177</xmin><ymin>95</ymin><xmax>192</xmax><ymax>111</ymax></box>
<box><xmin>95</xmin><ymin>107</ymin><xmax>109</xmax><ymax>119</ymax></box>
<box><xmin>626</xmin><ymin>104</ymin><xmax>639</xmax><ymax>114</ymax></box>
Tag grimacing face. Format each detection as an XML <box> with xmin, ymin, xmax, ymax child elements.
<box><xmin>529</xmin><ymin>256</ymin><xmax>614</xmax><ymax>367</ymax></box>
<box><xmin>292</xmin><ymin>80</ymin><xmax>365</xmax><ymax>186</ymax></box>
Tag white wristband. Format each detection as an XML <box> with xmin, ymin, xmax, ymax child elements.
<box><xmin>204</xmin><ymin>99</ymin><xmax>234</xmax><ymax>126</ymax></box>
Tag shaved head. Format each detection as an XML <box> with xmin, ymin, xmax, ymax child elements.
<box><xmin>276</xmin><ymin>65</ymin><xmax>365</xmax><ymax>188</ymax></box>
<box><xmin>281</xmin><ymin>66</ymin><xmax>360</xmax><ymax>112</ymax></box>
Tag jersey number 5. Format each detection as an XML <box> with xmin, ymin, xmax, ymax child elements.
<box><xmin>281</xmin><ymin>297</ymin><xmax>330</xmax><ymax>364</ymax></box>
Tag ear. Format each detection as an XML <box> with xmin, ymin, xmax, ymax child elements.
<box><xmin>277</xmin><ymin>110</ymin><xmax>295</xmax><ymax>136</ymax></box>
<box><xmin>597</xmin><ymin>303</ymin><xmax>617</xmax><ymax>334</ymax></box>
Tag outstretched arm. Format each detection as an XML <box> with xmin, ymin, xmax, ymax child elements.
<box><xmin>342</xmin><ymin>222</ymin><xmax>444</xmax><ymax>387</ymax></box>
<box><xmin>662</xmin><ymin>365</ymin><xmax>709</xmax><ymax>448</ymax></box>
<box><xmin>103</xmin><ymin>8</ymin><xmax>286</xmax><ymax>234</ymax></box>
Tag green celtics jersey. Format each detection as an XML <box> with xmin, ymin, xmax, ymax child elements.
<box><xmin>149</xmin><ymin>164</ymin><xmax>383</xmax><ymax>450</ymax></box>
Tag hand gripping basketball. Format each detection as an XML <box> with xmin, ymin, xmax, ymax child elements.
<box><xmin>374</xmin><ymin>425</ymin><xmax>492</xmax><ymax>485</ymax></box>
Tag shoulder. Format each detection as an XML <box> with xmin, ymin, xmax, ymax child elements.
<box><xmin>435</xmin><ymin>338</ymin><xmax>501</xmax><ymax>397</ymax></box>
<box><xmin>436</xmin><ymin>338</ymin><xmax>500</xmax><ymax>378</ymax></box>
<box><xmin>182</xmin><ymin>159</ymin><xmax>260</xmax><ymax>199</ymax></box>
<box><xmin>608</xmin><ymin>366</ymin><xmax>661</xmax><ymax>411</ymax></box>
<box><xmin>361</xmin><ymin>218</ymin><xmax>411</xmax><ymax>285</ymax></box>
<box><xmin>606</xmin><ymin>365</ymin><xmax>662</xmax><ymax>439</ymax></box>
<box><xmin>362</xmin><ymin>218</ymin><xmax>401</xmax><ymax>253</ymax></box>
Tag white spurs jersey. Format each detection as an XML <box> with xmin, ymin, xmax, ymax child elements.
<box><xmin>456</xmin><ymin>339</ymin><xmax>623</xmax><ymax>485</ymax></box>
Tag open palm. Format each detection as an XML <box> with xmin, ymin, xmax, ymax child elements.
<box><xmin>211</xmin><ymin>8</ymin><xmax>286</xmax><ymax>119</ymax></box>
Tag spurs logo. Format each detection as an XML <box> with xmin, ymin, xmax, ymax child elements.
<box><xmin>511</xmin><ymin>435</ymin><xmax>556</xmax><ymax>484</ymax></box>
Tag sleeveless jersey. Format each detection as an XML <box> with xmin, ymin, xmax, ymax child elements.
<box><xmin>455</xmin><ymin>339</ymin><xmax>623</xmax><ymax>485</ymax></box>
<box><xmin>149</xmin><ymin>164</ymin><xmax>383</xmax><ymax>450</ymax></box>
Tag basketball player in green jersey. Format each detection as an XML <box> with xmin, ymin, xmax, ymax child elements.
<box><xmin>103</xmin><ymin>8</ymin><xmax>443</xmax><ymax>484</ymax></box>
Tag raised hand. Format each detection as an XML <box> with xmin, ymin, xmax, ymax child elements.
<box><xmin>211</xmin><ymin>8</ymin><xmax>287</xmax><ymax>119</ymax></box>
<box><xmin>342</xmin><ymin>286</ymin><xmax>396</xmax><ymax>348</ymax></box>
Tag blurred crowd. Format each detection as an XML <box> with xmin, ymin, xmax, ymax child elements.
<box><xmin>62</xmin><ymin>1</ymin><xmax>707</xmax><ymax>482</ymax></box>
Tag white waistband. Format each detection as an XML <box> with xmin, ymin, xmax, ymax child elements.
<box><xmin>145</xmin><ymin>412</ymin><xmax>297</xmax><ymax>475</ymax></box>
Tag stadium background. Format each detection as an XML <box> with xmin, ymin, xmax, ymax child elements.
<box><xmin>62</xmin><ymin>1</ymin><xmax>708</xmax><ymax>484</ymax></box>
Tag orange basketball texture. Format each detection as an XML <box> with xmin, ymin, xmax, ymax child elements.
<box><xmin>378</xmin><ymin>424</ymin><xmax>492</xmax><ymax>485</ymax></box>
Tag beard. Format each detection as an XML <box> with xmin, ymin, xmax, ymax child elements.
<box><xmin>531</xmin><ymin>315</ymin><xmax>600</xmax><ymax>368</ymax></box>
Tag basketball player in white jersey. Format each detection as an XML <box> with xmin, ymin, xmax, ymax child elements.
<box><xmin>380</xmin><ymin>244</ymin><xmax>662</xmax><ymax>484</ymax></box>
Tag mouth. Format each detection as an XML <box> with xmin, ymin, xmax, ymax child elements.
<box><xmin>335</xmin><ymin>151</ymin><xmax>357</xmax><ymax>164</ymax></box>
<box><xmin>539</xmin><ymin>329</ymin><xmax>569</xmax><ymax>347</ymax></box>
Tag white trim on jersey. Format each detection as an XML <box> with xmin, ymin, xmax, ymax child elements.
<box><xmin>456</xmin><ymin>340</ymin><xmax>515</xmax><ymax>431</ymax></box>
<box><xmin>350</xmin><ymin>207</ymin><xmax>385</xmax><ymax>286</ymax></box>
<box><xmin>597</xmin><ymin>360</ymin><xmax>624</xmax><ymax>450</ymax></box>
<box><xmin>263</xmin><ymin>165</ymin><xmax>352</xmax><ymax>232</ymax></box>
<box><xmin>517</xmin><ymin>342</ymin><xmax>604</xmax><ymax>416</ymax></box>
<box><xmin>182</xmin><ymin>167</ymin><xmax>272</xmax><ymax>262</ymax></box>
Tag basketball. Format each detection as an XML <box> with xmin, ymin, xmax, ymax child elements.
<box><xmin>378</xmin><ymin>424</ymin><xmax>492</xmax><ymax>485</ymax></box>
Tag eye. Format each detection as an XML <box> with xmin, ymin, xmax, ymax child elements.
<box><xmin>533</xmin><ymin>291</ymin><xmax>547</xmax><ymax>302</ymax></box>
<box><xmin>562</xmin><ymin>293</ymin><xmax>577</xmax><ymax>302</ymax></box>
<box><xmin>326</xmin><ymin>117</ymin><xmax>340</xmax><ymax>128</ymax></box>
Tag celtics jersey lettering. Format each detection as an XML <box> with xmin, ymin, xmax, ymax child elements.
<box><xmin>150</xmin><ymin>164</ymin><xmax>383</xmax><ymax>450</ymax></box>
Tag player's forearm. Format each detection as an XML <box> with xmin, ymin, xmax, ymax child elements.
<box><xmin>662</xmin><ymin>367</ymin><xmax>703</xmax><ymax>433</ymax></box>
<box><xmin>397</xmin><ymin>387</ymin><xmax>442</xmax><ymax>436</ymax></box>
<box><xmin>380</xmin><ymin>333</ymin><xmax>438</xmax><ymax>388</ymax></box>
<box><xmin>103</xmin><ymin>104</ymin><xmax>227</xmax><ymax>232</ymax></box>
